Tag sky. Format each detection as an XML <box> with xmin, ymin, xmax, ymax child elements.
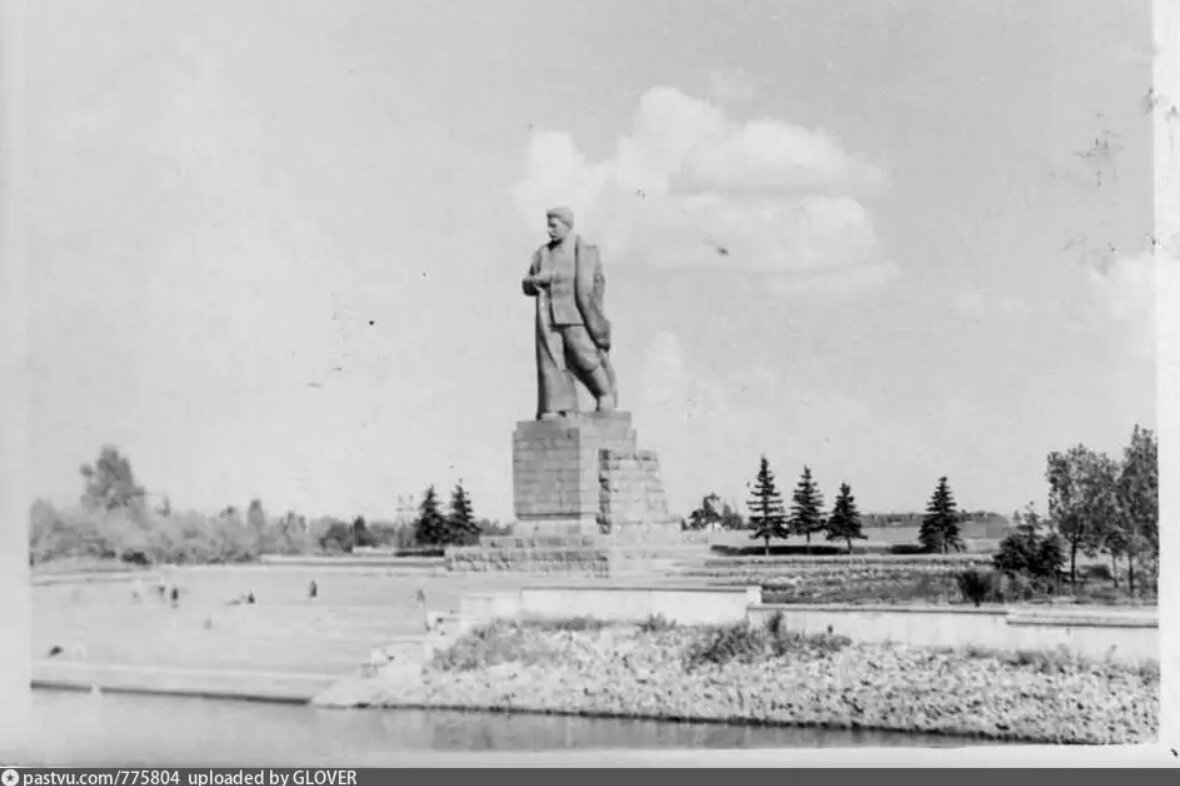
<box><xmin>20</xmin><ymin>0</ymin><xmax>1156</xmax><ymax>522</ymax></box>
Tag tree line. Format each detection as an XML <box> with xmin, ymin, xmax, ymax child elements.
<box><xmin>710</xmin><ymin>456</ymin><xmax>960</xmax><ymax>556</ymax></box>
<box><xmin>992</xmin><ymin>425</ymin><xmax>1158</xmax><ymax>596</ymax></box>
<box><xmin>30</xmin><ymin>445</ymin><xmax>497</xmax><ymax>565</ymax></box>
<box><xmin>687</xmin><ymin>424</ymin><xmax>1158</xmax><ymax>598</ymax></box>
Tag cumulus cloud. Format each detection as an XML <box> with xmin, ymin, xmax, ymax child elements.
<box><xmin>509</xmin><ymin>86</ymin><xmax>894</xmax><ymax>293</ymax></box>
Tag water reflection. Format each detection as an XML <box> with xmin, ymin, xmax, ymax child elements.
<box><xmin>24</xmin><ymin>689</ymin><xmax>997</xmax><ymax>766</ymax></box>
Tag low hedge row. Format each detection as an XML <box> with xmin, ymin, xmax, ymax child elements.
<box><xmin>710</xmin><ymin>543</ymin><xmax>992</xmax><ymax>557</ymax></box>
<box><xmin>703</xmin><ymin>553</ymin><xmax>989</xmax><ymax>567</ymax></box>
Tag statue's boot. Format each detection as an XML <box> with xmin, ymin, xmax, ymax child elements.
<box><xmin>600</xmin><ymin>350</ymin><xmax>618</xmax><ymax>407</ymax></box>
<box><xmin>588</xmin><ymin>366</ymin><xmax>616</xmax><ymax>413</ymax></box>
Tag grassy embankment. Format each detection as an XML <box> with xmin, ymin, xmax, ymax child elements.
<box><xmin>700</xmin><ymin>524</ymin><xmax>1157</xmax><ymax>607</ymax></box>
<box><xmin>317</xmin><ymin>615</ymin><xmax>1158</xmax><ymax>745</ymax></box>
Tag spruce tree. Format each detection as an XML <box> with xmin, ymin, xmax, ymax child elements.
<box><xmin>825</xmin><ymin>482</ymin><xmax>866</xmax><ymax>554</ymax></box>
<box><xmin>919</xmin><ymin>476</ymin><xmax>964</xmax><ymax>554</ymax></box>
<box><xmin>414</xmin><ymin>485</ymin><xmax>447</xmax><ymax>546</ymax></box>
<box><xmin>788</xmin><ymin>466</ymin><xmax>826</xmax><ymax>553</ymax></box>
<box><xmin>446</xmin><ymin>481</ymin><xmax>481</xmax><ymax>546</ymax></box>
<box><xmin>746</xmin><ymin>456</ymin><xmax>788</xmax><ymax>556</ymax></box>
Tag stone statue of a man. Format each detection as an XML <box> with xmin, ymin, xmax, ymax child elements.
<box><xmin>522</xmin><ymin>207</ymin><xmax>617</xmax><ymax>420</ymax></box>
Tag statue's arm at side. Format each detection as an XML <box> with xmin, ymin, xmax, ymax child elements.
<box><xmin>575</xmin><ymin>244</ymin><xmax>611</xmax><ymax>349</ymax></box>
<box><xmin>522</xmin><ymin>250</ymin><xmax>542</xmax><ymax>296</ymax></box>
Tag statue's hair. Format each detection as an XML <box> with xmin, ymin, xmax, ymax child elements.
<box><xmin>546</xmin><ymin>206</ymin><xmax>575</xmax><ymax>228</ymax></box>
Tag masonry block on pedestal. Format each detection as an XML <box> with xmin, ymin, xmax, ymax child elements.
<box><xmin>512</xmin><ymin>411</ymin><xmax>679</xmax><ymax>539</ymax></box>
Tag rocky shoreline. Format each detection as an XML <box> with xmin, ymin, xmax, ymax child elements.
<box><xmin>313</xmin><ymin>622</ymin><xmax>1158</xmax><ymax>745</ymax></box>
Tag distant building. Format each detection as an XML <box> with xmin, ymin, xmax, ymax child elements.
<box><xmin>394</xmin><ymin>494</ymin><xmax>418</xmax><ymax>525</ymax></box>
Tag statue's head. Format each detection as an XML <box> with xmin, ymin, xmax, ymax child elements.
<box><xmin>546</xmin><ymin>206</ymin><xmax>574</xmax><ymax>242</ymax></box>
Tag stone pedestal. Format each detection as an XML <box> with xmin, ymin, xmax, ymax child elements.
<box><xmin>512</xmin><ymin>411</ymin><xmax>679</xmax><ymax>539</ymax></box>
<box><xmin>445</xmin><ymin>411</ymin><xmax>687</xmax><ymax>577</ymax></box>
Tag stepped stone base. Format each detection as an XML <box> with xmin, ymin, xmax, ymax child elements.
<box><xmin>511</xmin><ymin>411</ymin><xmax>680</xmax><ymax>539</ymax></box>
<box><xmin>443</xmin><ymin>535</ymin><xmax>708</xmax><ymax>577</ymax></box>
<box><xmin>444</xmin><ymin>411</ymin><xmax>692</xmax><ymax>576</ymax></box>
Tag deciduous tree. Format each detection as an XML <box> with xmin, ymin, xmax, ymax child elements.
<box><xmin>993</xmin><ymin>503</ymin><xmax>1064</xmax><ymax>584</ymax></box>
<box><xmin>1047</xmin><ymin>446</ymin><xmax>1118</xmax><ymax>583</ymax></box>
<box><xmin>1116</xmin><ymin>424</ymin><xmax>1157</xmax><ymax>595</ymax></box>
<box><xmin>247</xmin><ymin>499</ymin><xmax>267</xmax><ymax>531</ymax></box>
<box><xmin>719</xmin><ymin>501</ymin><xmax>745</xmax><ymax>530</ymax></box>
<box><xmin>80</xmin><ymin>445</ymin><xmax>146</xmax><ymax>512</ymax></box>
<box><xmin>687</xmin><ymin>493</ymin><xmax>723</xmax><ymax>531</ymax></box>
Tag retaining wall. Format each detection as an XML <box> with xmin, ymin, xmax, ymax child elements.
<box><xmin>460</xmin><ymin>584</ymin><xmax>760</xmax><ymax>627</ymax></box>
<box><xmin>746</xmin><ymin>603</ymin><xmax>1158</xmax><ymax>664</ymax></box>
<box><xmin>450</xmin><ymin>585</ymin><xmax>1158</xmax><ymax>665</ymax></box>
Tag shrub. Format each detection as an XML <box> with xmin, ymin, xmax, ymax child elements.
<box><xmin>1134</xmin><ymin>660</ymin><xmax>1160</xmax><ymax>684</ymax></box>
<box><xmin>765</xmin><ymin>609</ymin><xmax>786</xmax><ymax>637</ymax></box>
<box><xmin>1036</xmin><ymin>534</ymin><xmax>1065</xmax><ymax>578</ymax></box>
<box><xmin>956</xmin><ymin>568</ymin><xmax>1003</xmax><ymax>606</ymax></box>
<box><xmin>395</xmin><ymin>547</ymin><xmax>445</xmax><ymax>558</ymax></box>
<box><xmin>1077</xmin><ymin>586</ymin><xmax>1123</xmax><ymax>605</ymax></box>
<box><xmin>684</xmin><ymin>621</ymin><xmax>767</xmax><ymax>669</ymax></box>
<box><xmin>120</xmin><ymin>550</ymin><xmax>151</xmax><ymax>566</ymax></box>
<box><xmin>1138</xmin><ymin>555</ymin><xmax>1159</xmax><ymax>596</ymax></box>
<box><xmin>432</xmin><ymin>622</ymin><xmax>557</xmax><ymax>671</ymax></box>
<box><xmin>683</xmin><ymin>616</ymin><xmax>851</xmax><ymax>670</ymax></box>
<box><xmin>962</xmin><ymin>643</ymin><xmax>995</xmax><ymax>659</ymax></box>
<box><xmin>638</xmin><ymin>613</ymin><xmax>676</xmax><ymax>633</ymax></box>
<box><xmin>761</xmin><ymin>570</ymin><xmax>964</xmax><ymax>606</ymax></box>
<box><xmin>318</xmin><ymin>520</ymin><xmax>356</xmax><ymax>553</ymax></box>
<box><xmin>993</xmin><ymin>532</ymin><xmax>1035</xmax><ymax>575</ymax></box>
<box><xmin>762</xmin><ymin>611</ymin><xmax>850</xmax><ymax>657</ymax></box>
<box><xmin>1082</xmin><ymin>563</ymin><xmax>1114</xmax><ymax>581</ymax></box>
<box><xmin>994</xmin><ymin>526</ymin><xmax>1064</xmax><ymax>580</ymax></box>
<box><xmin>767</xmin><ymin>628</ymin><xmax>851</xmax><ymax>658</ymax></box>
<box><xmin>1002</xmin><ymin>572</ymin><xmax>1037</xmax><ymax>601</ymax></box>
<box><xmin>711</xmin><ymin>544</ymin><xmax>849</xmax><ymax>557</ymax></box>
<box><xmin>522</xmin><ymin>616</ymin><xmax>607</xmax><ymax>632</ymax></box>
<box><xmin>1009</xmin><ymin>645</ymin><xmax>1076</xmax><ymax>675</ymax></box>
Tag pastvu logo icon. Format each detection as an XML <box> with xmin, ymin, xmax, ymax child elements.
<box><xmin>1</xmin><ymin>767</ymin><xmax>20</xmax><ymax>786</ymax></box>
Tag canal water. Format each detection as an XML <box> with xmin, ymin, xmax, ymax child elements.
<box><xmin>21</xmin><ymin>688</ymin><xmax>998</xmax><ymax>766</ymax></box>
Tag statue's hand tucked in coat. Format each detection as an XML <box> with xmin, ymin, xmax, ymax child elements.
<box><xmin>521</xmin><ymin>253</ymin><xmax>552</xmax><ymax>296</ymax></box>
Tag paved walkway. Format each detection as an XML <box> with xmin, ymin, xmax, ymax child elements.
<box><xmin>31</xmin><ymin>660</ymin><xmax>338</xmax><ymax>702</ymax></box>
